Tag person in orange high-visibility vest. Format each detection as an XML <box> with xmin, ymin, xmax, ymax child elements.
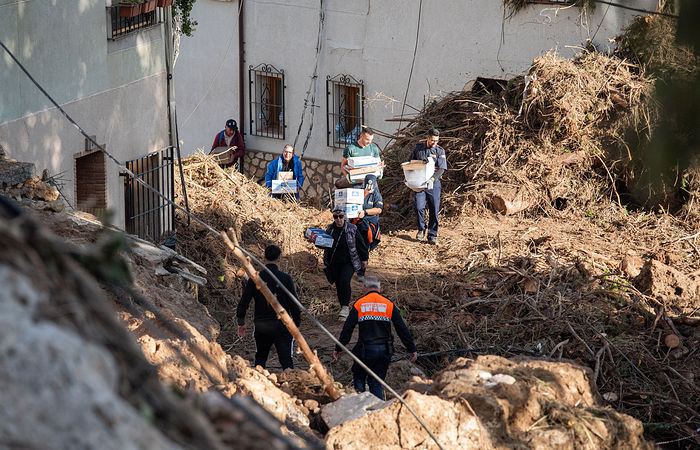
<box><xmin>333</xmin><ymin>276</ymin><xmax>417</xmax><ymax>399</ymax></box>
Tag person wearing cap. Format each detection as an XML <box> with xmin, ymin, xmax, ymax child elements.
<box><xmin>324</xmin><ymin>209</ymin><xmax>369</xmax><ymax>320</ymax></box>
<box><xmin>410</xmin><ymin>128</ymin><xmax>446</xmax><ymax>245</ymax></box>
<box><xmin>264</xmin><ymin>144</ymin><xmax>304</xmax><ymax>200</ymax></box>
<box><xmin>237</xmin><ymin>245</ymin><xmax>301</xmax><ymax>370</ymax></box>
<box><xmin>333</xmin><ymin>276</ymin><xmax>418</xmax><ymax>399</ymax></box>
<box><xmin>336</xmin><ymin>126</ymin><xmax>383</xmax><ymax>188</ymax></box>
<box><xmin>350</xmin><ymin>174</ymin><xmax>383</xmax><ymax>279</ymax></box>
<box><xmin>210</xmin><ymin>119</ymin><xmax>245</xmax><ymax>172</ymax></box>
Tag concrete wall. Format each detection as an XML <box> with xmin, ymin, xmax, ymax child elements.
<box><xmin>0</xmin><ymin>0</ymin><xmax>170</xmax><ymax>228</ymax></box>
<box><xmin>172</xmin><ymin>0</ymin><xmax>241</xmax><ymax>155</ymax></box>
<box><xmin>237</xmin><ymin>0</ymin><xmax>657</xmax><ymax>163</ymax></box>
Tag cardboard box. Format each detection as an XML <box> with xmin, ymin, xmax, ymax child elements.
<box><xmin>334</xmin><ymin>203</ymin><xmax>362</xmax><ymax>219</ymax></box>
<box><xmin>276</xmin><ymin>171</ymin><xmax>294</xmax><ymax>181</ymax></box>
<box><xmin>334</xmin><ymin>188</ymin><xmax>364</xmax><ymax>204</ymax></box>
<box><xmin>402</xmin><ymin>158</ymin><xmax>435</xmax><ymax>189</ymax></box>
<box><xmin>347</xmin><ymin>156</ymin><xmax>380</xmax><ymax>168</ymax></box>
<box><xmin>271</xmin><ymin>179</ymin><xmax>298</xmax><ymax>194</ymax></box>
<box><xmin>304</xmin><ymin>227</ymin><xmax>333</xmax><ymax>248</ymax></box>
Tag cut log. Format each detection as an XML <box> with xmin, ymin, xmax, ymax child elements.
<box><xmin>490</xmin><ymin>194</ymin><xmax>535</xmax><ymax>215</ymax></box>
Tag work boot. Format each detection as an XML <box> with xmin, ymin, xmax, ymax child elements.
<box><xmin>416</xmin><ymin>230</ymin><xmax>425</xmax><ymax>241</ymax></box>
<box><xmin>339</xmin><ymin>306</ymin><xmax>349</xmax><ymax>321</ymax></box>
<box><xmin>427</xmin><ymin>236</ymin><xmax>438</xmax><ymax>245</ymax></box>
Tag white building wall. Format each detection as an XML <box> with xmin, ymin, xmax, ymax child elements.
<box><xmin>172</xmin><ymin>0</ymin><xmax>241</xmax><ymax>155</ymax></box>
<box><xmin>237</xmin><ymin>0</ymin><xmax>657</xmax><ymax>162</ymax></box>
<box><xmin>0</xmin><ymin>0</ymin><xmax>170</xmax><ymax>228</ymax></box>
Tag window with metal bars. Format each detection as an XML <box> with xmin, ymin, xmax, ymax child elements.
<box><xmin>248</xmin><ymin>64</ymin><xmax>285</xmax><ymax>139</ymax></box>
<box><xmin>326</xmin><ymin>74</ymin><xmax>364</xmax><ymax>149</ymax></box>
<box><xmin>108</xmin><ymin>2</ymin><xmax>167</xmax><ymax>40</ymax></box>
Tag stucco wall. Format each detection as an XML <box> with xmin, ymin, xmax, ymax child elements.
<box><xmin>172</xmin><ymin>0</ymin><xmax>241</xmax><ymax>156</ymax></box>
<box><xmin>236</xmin><ymin>0</ymin><xmax>657</xmax><ymax>162</ymax></box>
<box><xmin>0</xmin><ymin>0</ymin><xmax>170</xmax><ymax>228</ymax></box>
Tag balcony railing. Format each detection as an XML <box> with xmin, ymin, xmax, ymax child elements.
<box><xmin>108</xmin><ymin>4</ymin><xmax>166</xmax><ymax>39</ymax></box>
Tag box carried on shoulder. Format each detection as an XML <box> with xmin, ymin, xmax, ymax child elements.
<box><xmin>334</xmin><ymin>188</ymin><xmax>364</xmax><ymax>204</ymax></box>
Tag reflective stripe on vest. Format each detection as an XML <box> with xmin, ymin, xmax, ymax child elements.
<box><xmin>354</xmin><ymin>292</ymin><xmax>393</xmax><ymax>323</ymax></box>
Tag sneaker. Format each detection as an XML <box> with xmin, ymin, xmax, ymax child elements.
<box><xmin>427</xmin><ymin>236</ymin><xmax>438</xmax><ymax>245</ymax></box>
<box><xmin>339</xmin><ymin>306</ymin><xmax>349</xmax><ymax>321</ymax></box>
<box><xmin>416</xmin><ymin>230</ymin><xmax>425</xmax><ymax>240</ymax></box>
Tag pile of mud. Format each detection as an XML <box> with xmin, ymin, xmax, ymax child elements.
<box><xmin>382</xmin><ymin>51</ymin><xmax>667</xmax><ymax>217</ymax></box>
<box><xmin>328</xmin><ymin>356</ymin><xmax>652</xmax><ymax>449</ymax></box>
<box><xmin>0</xmin><ymin>195</ymin><xmax>316</xmax><ymax>449</ymax></box>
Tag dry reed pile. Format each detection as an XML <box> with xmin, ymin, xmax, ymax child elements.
<box><xmin>382</xmin><ymin>52</ymin><xmax>656</xmax><ymax>217</ymax></box>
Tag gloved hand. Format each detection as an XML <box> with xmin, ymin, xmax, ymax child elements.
<box><xmin>423</xmin><ymin>178</ymin><xmax>434</xmax><ymax>190</ymax></box>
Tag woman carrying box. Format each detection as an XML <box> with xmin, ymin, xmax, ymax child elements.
<box><xmin>265</xmin><ymin>144</ymin><xmax>304</xmax><ymax>199</ymax></box>
<box><xmin>324</xmin><ymin>208</ymin><xmax>369</xmax><ymax>321</ymax></box>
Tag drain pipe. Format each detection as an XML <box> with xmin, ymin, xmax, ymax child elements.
<box><xmin>238</xmin><ymin>0</ymin><xmax>245</xmax><ymax>149</ymax></box>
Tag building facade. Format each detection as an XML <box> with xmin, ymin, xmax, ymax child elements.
<box><xmin>0</xmin><ymin>0</ymin><xmax>176</xmax><ymax>237</ymax></box>
<box><xmin>176</xmin><ymin>0</ymin><xmax>657</xmax><ymax>201</ymax></box>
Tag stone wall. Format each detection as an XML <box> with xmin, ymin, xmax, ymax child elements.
<box><xmin>244</xmin><ymin>150</ymin><xmax>343</xmax><ymax>205</ymax></box>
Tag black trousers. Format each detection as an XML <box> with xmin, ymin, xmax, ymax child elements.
<box><xmin>253</xmin><ymin>320</ymin><xmax>294</xmax><ymax>369</ymax></box>
<box><xmin>331</xmin><ymin>262</ymin><xmax>355</xmax><ymax>307</ymax></box>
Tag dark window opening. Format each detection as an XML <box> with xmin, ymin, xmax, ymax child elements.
<box><xmin>75</xmin><ymin>150</ymin><xmax>107</xmax><ymax>215</ymax></box>
<box><xmin>248</xmin><ymin>64</ymin><xmax>285</xmax><ymax>139</ymax></box>
<box><xmin>326</xmin><ymin>74</ymin><xmax>364</xmax><ymax>149</ymax></box>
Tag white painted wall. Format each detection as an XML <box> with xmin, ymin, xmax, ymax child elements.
<box><xmin>0</xmin><ymin>0</ymin><xmax>170</xmax><ymax>228</ymax></box>
<box><xmin>173</xmin><ymin>0</ymin><xmax>241</xmax><ymax>155</ymax></box>
<box><xmin>234</xmin><ymin>0</ymin><xmax>657</xmax><ymax>162</ymax></box>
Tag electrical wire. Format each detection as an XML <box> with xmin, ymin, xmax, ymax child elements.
<box><xmin>590</xmin><ymin>0</ymin><xmax>678</xmax><ymax>19</ymax></box>
<box><xmin>294</xmin><ymin>0</ymin><xmax>326</xmax><ymax>160</ymax></box>
<box><xmin>0</xmin><ymin>36</ymin><xmax>444</xmax><ymax>450</ymax></box>
<box><xmin>397</xmin><ymin>0</ymin><xmax>423</xmax><ymax>132</ymax></box>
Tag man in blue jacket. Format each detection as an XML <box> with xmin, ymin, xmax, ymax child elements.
<box><xmin>410</xmin><ymin>128</ymin><xmax>446</xmax><ymax>245</ymax></box>
<box><xmin>265</xmin><ymin>144</ymin><xmax>304</xmax><ymax>199</ymax></box>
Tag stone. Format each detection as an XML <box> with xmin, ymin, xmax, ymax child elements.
<box><xmin>620</xmin><ymin>254</ymin><xmax>644</xmax><ymax>278</ymax></box>
<box><xmin>44</xmin><ymin>199</ymin><xmax>65</xmax><ymax>213</ymax></box>
<box><xmin>320</xmin><ymin>392</ymin><xmax>392</xmax><ymax>429</ymax></box>
<box><xmin>310</xmin><ymin>161</ymin><xmax>319</xmax><ymax>169</ymax></box>
<box><xmin>0</xmin><ymin>160</ymin><xmax>35</xmax><ymax>186</ymax></box>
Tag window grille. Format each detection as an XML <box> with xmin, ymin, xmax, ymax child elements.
<box><xmin>108</xmin><ymin>4</ymin><xmax>166</xmax><ymax>40</ymax></box>
<box><xmin>248</xmin><ymin>64</ymin><xmax>285</xmax><ymax>139</ymax></box>
<box><xmin>122</xmin><ymin>146</ymin><xmax>176</xmax><ymax>244</ymax></box>
<box><xmin>326</xmin><ymin>74</ymin><xmax>364</xmax><ymax>149</ymax></box>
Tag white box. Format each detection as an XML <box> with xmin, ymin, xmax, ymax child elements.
<box><xmin>271</xmin><ymin>179</ymin><xmax>298</xmax><ymax>194</ymax></box>
<box><xmin>334</xmin><ymin>203</ymin><xmax>362</xmax><ymax>219</ymax></box>
<box><xmin>304</xmin><ymin>227</ymin><xmax>333</xmax><ymax>248</ymax></box>
<box><xmin>334</xmin><ymin>188</ymin><xmax>364</xmax><ymax>204</ymax></box>
<box><xmin>402</xmin><ymin>158</ymin><xmax>435</xmax><ymax>189</ymax></box>
<box><xmin>347</xmin><ymin>156</ymin><xmax>380</xmax><ymax>168</ymax></box>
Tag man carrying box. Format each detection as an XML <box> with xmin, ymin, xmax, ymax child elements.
<box><xmin>410</xmin><ymin>128</ymin><xmax>446</xmax><ymax>245</ymax></box>
<box><xmin>336</xmin><ymin>127</ymin><xmax>383</xmax><ymax>188</ymax></box>
<box><xmin>265</xmin><ymin>144</ymin><xmax>304</xmax><ymax>199</ymax></box>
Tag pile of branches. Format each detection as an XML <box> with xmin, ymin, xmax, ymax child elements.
<box><xmin>382</xmin><ymin>51</ymin><xmax>655</xmax><ymax>217</ymax></box>
<box><xmin>391</xmin><ymin>238</ymin><xmax>699</xmax><ymax>445</ymax></box>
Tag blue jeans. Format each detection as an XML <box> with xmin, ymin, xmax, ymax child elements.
<box><xmin>352</xmin><ymin>343</ymin><xmax>393</xmax><ymax>399</ymax></box>
<box><xmin>413</xmin><ymin>179</ymin><xmax>441</xmax><ymax>238</ymax></box>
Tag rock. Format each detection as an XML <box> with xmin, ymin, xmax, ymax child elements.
<box><xmin>303</xmin><ymin>399</ymin><xmax>319</xmax><ymax>411</ymax></box>
<box><xmin>44</xmin><ymin>199</ymin><xmax>65</xmax><ymax>212</ymax></box>
<box><xmin>0</xmin><ymin>160</ymin><xmax>35</xmax><ymax>186</ymax></box>
<box><xmin>23</xmin><ymin>177</ymin><xmax>59</xmax><ymax>201</ymax></box>
<box><xmin>635</xmin><ymin>260</ymin><xmax>700</xmax><ymax>312</ymax></box>
<box><xmin>620</xmin><ymin>254</ymin><xmax>644</xmax><ymax>278</ymax></box>
<box><xmin>321</xmin><ymin>392</ymin><xmax>392</xmax><ymax>429</ymax></box>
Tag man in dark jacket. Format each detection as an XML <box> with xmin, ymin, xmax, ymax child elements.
<box><xmin>237</xmin><ymin>245</ymin><xmax>300</xmax><ymax>370</ymax></box>
<box><xmin>210</xmin><ymin>119</ymin><xmax>245</xmax><ymax>172</ymax></box>
<box><xmin>324</xmin><ymin>208</ymin><xmax>369</xmax><ymax>321</ymax></box>
<box><xmin>410</xmin><ymin>128</ymin><xmax>446</xmax><ymax>245</ymax></box>
<box><xmin>333</xmin><ymin>276</ymin><xmax>417</xmax><ymax>399</ymax></box>
<box><xmin>350</xmin><ymin>174</ymin><xmax>383</xmax><ymax>280</ymax></box>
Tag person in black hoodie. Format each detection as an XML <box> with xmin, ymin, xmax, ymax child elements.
<box><xmin>324</xmin><ymin>208</ymin><xmax>369</xmax><ymax>321</ymax></box>
<box><xmin>237</xmin><ymin>245</ymin><xmax>301</xmax><ymax>370</ymax></box>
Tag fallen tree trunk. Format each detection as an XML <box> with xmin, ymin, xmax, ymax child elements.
<box><xmin>490</xmin><ymin>194</ymin><xmax>535</xmax><ymax>215</ymax></box>
<box><xmin>221</xmin><ymin>229</ymin><xmax>340</xmax><ymax>401</ymax></box>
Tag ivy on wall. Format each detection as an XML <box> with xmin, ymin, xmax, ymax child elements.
<box><xmin>174</xmin><ymin>0</ymin><xmax>198</xmax><ymax>36</ymax></box>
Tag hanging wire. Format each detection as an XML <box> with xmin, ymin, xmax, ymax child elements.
<box><xmin>0</xmin><ymin>36</ymin><xmax>445</xmax><ymax>450</ymax></box>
